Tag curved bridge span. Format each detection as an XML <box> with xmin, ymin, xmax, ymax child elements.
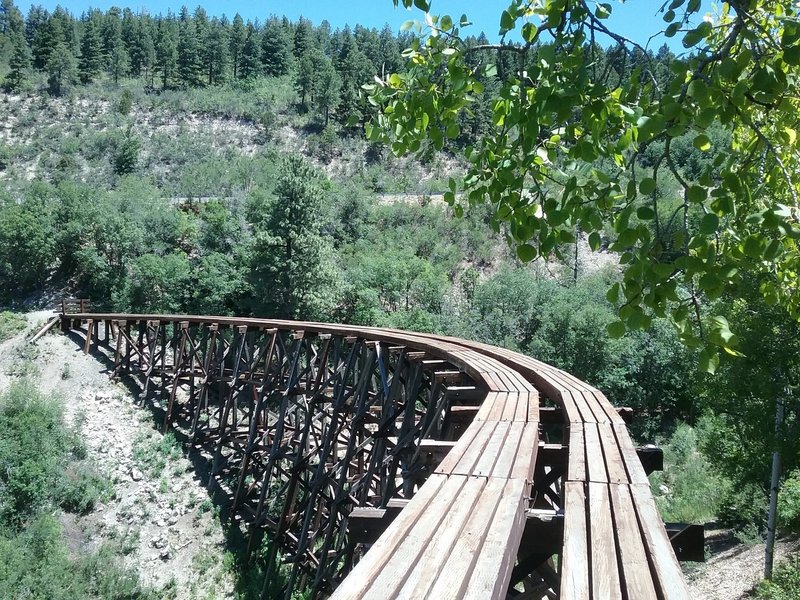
<box><xmin>58</xmin><ymin>306</ymin><xmax>693</xmax><ymax>600</ymax></box>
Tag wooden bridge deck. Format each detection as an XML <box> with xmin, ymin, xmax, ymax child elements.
<box><xmin>57</xmin><ymin>310</ymin><xmax>693</xmax><ymax>599</ymax></box>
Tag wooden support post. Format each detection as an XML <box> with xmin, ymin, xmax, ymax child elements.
<box><xmin>84</xmin><ymin>319</ymin><xmax>94</xmax><ymax>354</ymax></box>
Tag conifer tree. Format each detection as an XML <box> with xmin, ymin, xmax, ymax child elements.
<box><xmin>177</xmin><ymin>18</ymin><xmax>203</xmax><ymax>87</ymax></box>
<box><xmin>154</xmin><ymin>16</ymin><xmax>177</xmax><ymax>89</ymax></box>
<box><xmin>292</xmin><ymin>18</ymin><xmax>312</xmax><ymax>60</ymax></box>
<box><xmin>316</xmin><ymin>58</ymin><xmax>340</xmax><ymax>126</ymax></box>
<box><xmin>107</xmin><ymin>29</ymin><xmax>129</xmax><ymax>84</ymax></box>
<box><xmin>202</xmin><ymin>18</ymin><xmax>228</xmax><ymax>85</ymax></box>
<box><xmin>229</xmin><ymin>13</ymin><xmax>245</xmax><ymax>79</ymax></box>
<box><xmin>30</xmin><ymin>12</ymin><xmax>55</xmax><ymax>70</ymax></box>
<box><xmin>129</xmin><ymin>18</ymin><xmax>155</xmax><ymax>80</ymax></box>
<box><xmin>238</xmin><ymin>23</ymin><xmax>260</xmax><ymax>80</ymax></box>
<box><xmin>261</xmin><ymin>18</ymin><xmax>291</xmax><ymax>76</ymax></box>
<box><xmin>248</xmin><ymin>155</ymin><xmax>339</xmax><ymax>320</ymax></box>
<box><xmin>46</xmin><ymin>37</ymin><xmax>76</xmax><ymax>96</ymax></box>
<box><xmin>78</xmin><ymin>15</ymin><xmax>103</xmax><ymax>83</ymax></box>
<box><xmin>5</xmin><ymin>30</ymin><xmax>30</xmax><ymax>90</ymax></box>
<box><xmin>295</xmin><ymin>48</ymin><xmax>317</xmax><ymax>109</ymax></box>
<box><xmin>1</xmin><ymin>0</ymin><xmax>24</xmax><ymax>36</ymax></box>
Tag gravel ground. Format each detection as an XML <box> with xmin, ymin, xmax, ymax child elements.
<box><xmin>687</xmin><ymin>529</ymin><xmax>800</xmax><ymax>600</ymax></box>
<box><xmin>1</xmin><ymin>312</ymin><xmax>235</xmax><ymax>599</ymax></box>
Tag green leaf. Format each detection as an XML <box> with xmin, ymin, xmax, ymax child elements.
<box><xmin>522</xmin><ymin>22</ymin><xmax>538</xmax><ymax>43</ymax></box>
<box><xmin>698</xmin><ymin>348</ymin><xmax>719</xmax><ymax>374</ymax></box>
<box><xmin>440</xmin><ymin>15</ymin><xmax>453</xmax><ymax>30</ymax></box>
<box><xmin>517</xmin><ymin>243</ymin><xmax>537</xmax><ymax>262</ymax></box>
<box><xmin>500</xmin><ymin>10</ymin><xmax>515</xmax><ymax>32</ymax></box>
<box><xmin>693</xmin><ymin>134</ymin><xmax>712</xmax><ymax>151</ymax></box>
<box><xmin>637</xmin><ymin>206</ymin><xmax>656</xmax><ymax>220</ymax></box>
<box><xmin>413</xmin><ymin>0</ymin><xmax>431</xmax><ymax>11</ymax></box>
<box><xmin>606</xmin><ymin>282</ymin><xmax>620</xmax><ymax>303</ymax></box>
<box><xmin>588</xmin><ymin>231</ymin><xmax>601</xmax><ymax>251</ymax></box>
<box><xmin>699</xmin><ymin>213</ymin><xmax>719</xmax><ymax>234</ymax></box>
<box><xmin>639</xmin><ymin>178</ymin><xmax>656</xmax><ymax>195</ymax></box>
<box><xmin>607</xmin><ymin>321</ymin><xmax>626</xmax><ymax>338</ymax></box>
<box><xmin>688</xmin><ymin>185</ymin><xmax>707</xmax><ymax>203</ymax></box>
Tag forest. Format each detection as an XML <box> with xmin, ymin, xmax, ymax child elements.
<box><xmin>0</xmin><ymin>0</ymin><xmax>799</xmax><ymax>598</ymax></box>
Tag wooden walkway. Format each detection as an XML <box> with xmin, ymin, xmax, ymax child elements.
<box><xmin>55</xmin><ymin>306</ymin><xmax>693</xmax><ymax>599</ymax></box>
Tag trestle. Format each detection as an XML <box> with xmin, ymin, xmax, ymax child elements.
<box><xmin>57</xmin><ymin>307</ymin><xmax>698</xmax><ymax>600</ymax></box>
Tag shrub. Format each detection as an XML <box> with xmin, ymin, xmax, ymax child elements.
<box><xmin>754</xmin><ymin>556</ymin><xmax>800</xmax><ymax>600</ymax></box>
<box><xmin>0</xmin><ymin>312</ymin><xmax>26</xmax><ymax>342</ymax></box>
<box><xmin>779</xmin><ymin>470</ymin><xmax>800</xmax><ymax>533</ymax></box>
<box><xmin>650</xmin><ymin>423</ymin><xmax>730</xmax><ymax>524</ymax></box>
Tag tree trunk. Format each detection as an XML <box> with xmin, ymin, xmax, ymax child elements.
<box><xmin>765</xmin><ymin>392</ymin><xmax>785</xmax><ymax>579</ymax></box>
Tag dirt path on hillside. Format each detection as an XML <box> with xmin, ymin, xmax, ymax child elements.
<box><xmin>1</xmin><ymin>313</ymin><xmax>235</xmax><ymax>599</ymax></box>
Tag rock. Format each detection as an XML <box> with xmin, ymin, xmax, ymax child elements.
<box><xmin>659</xmin><ymin>484</ymin><xmax>670</xmax><ymax>495</ymax></box>
<box><xmin>131</xmin><ymin>467</ymin><xmax>143</xmax><ymax>481</ymax></box>
<box><xmin>160</xmin><ymin>548</ymin><xmax>171</xmax><ymax>560</ymax></box>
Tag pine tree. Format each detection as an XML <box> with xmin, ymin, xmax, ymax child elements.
<box><xmin>108</xmin><ymin>30</ymin><xmax>129</xmax><ymax>84</ymax></box>
<box><xmin>229</xmin><ymin>13</ymin><xmax>245</xmax><ymax>79</ymax></box>
<box><xmin>78</xmin><ymin>16</ymin><xmax>103</xmax><ymax>83</ymax></box>
<box><xmin>261</xmin><ymin>18</ymin><xmax>291</xmax><ymax>76</ymax></box>
<box><xmin>155</xmin><ymin>16</ymin><xmax>177</xmax><ymax>89</ymax></box>
<box><xmin>295</xmin><ymin>48</ymin><xmax>317</xmax><ymax>109</ymax></box>
<box><xmin>5</xmin><ymin>30</ymin><xmax>30</xmax><ymax>90</ymax></box>
<box><xmin>315</xmin><ymin>58</ymin><xmax>340</xmax><ymax>126</ymax></box>
<box><xmin>292</xmin><ymin>18</ymin><xmax>312</xmax><ymax>60</ymax></box>
<box><xmin>238</xmin><ymin>23</ymin><xmax>260</xmax><ymax>80</ymax></box>
<box><xmin>337</xmin><ymin>34</ymin><xmax>373</xmax><ymax>125</ymax></box>
<box><xmin>1</xmin><ymin>0</ymin><xmax>24</xmax><ymax>36</ymax></box>
<box><xmin>177</xmin><ymin>19</ymin><xmax>203</xmax><ymax>87</ymax></box>
<box><xmin>248</xmin><ymin>155</ymin><xmax>338</xmax><ymax>320</ymax></box>
<box><xmin>30</xmin><ymin>12</ymin><xmax>55</xmax><ymax>70</ymax></box>
<box><xmin>202</xmin><ymin>19</ymin><xmax>228</xmax><ymax>85</ymax></box>
<box><xmin>46</xmin><ymin>37</ymin><xmax>76</xmax><ymax>96</ymax></box>
<box><xmin>129</xmin><ymin>18</ymin><xmax>155</xmax><ymax>80</ymax></box>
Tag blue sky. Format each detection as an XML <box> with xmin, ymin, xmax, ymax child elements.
<box><xmin>30</xmin><ymin>1</ymin><xmax>707</xmax><ymax>51</ymax></box>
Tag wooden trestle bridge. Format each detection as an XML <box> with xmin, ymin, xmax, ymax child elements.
<box><xmin>52</xmin><ymin>299</ymin><xmax>701</xmax><ymax>599</ymax></box>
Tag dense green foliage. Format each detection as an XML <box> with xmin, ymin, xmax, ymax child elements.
<box><xmin>381</xmin><ymin>0</ymin><xmax>800</xmax><ymax>374</ymax></box>
<box><xmin>0</xmin><ymin>381</ymin><xmax>154</xmax><ymax>599</ymax></box>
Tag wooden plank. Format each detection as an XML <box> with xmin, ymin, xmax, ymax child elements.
<box><xmin>473</xmin><ymin>421</ymin><xmax>511</xmax><ymax>477</ymax></box>
<box><xmin>328</xmin><ymin>474</ymin><xmax>448</xmax><ymax>600</ymax></box>
<box><xmin>511</xmin><ymin>423</ymin><xmax>539</xmax><ymax>480</ymax></box>
<box><xmin>630</xmin><ymin>483</ymin><xmax>693</xmax><ymax>600</ymax></box>
<box><xmin>394</xmin><ymin>476</ymin><xmax>487</xmax><ymax>599</ymax></box>
<box><xmin>598</xmin><ymin>423</ymin><xmax>629</xmax><ymax>484</ymax></box>
<box><xmin>609</xmin><ymin>483</ymin><xmax>659</xmax><ymax>600</ymax></box>
<box><xmin>517</xmin><ymin>390</ymin><xmax>539</xmax><ymax>422</ymax></box>
<box><xmin>559</xmin><ymin>481</ymin><xmax>590</xmax><ymax>599</ymax></box>
<box><xmin>435</xmin><ymin>423</ymin><xmax>480</xmax><ymax>475</ymax></box>
<box><xmin>613</xmin><ymin>423</ymin><xmax>651</xmax><ymax>485</ymax></box>
<box><xmin>29</xmin><ymin>316</ymin><xmax>60</xmax><ymax>343</ymax></box>
<box><xmin>359</xmin><ymin>475</ymin><xmax>469</xmax><ymax>599</ymax></box>
<box><xmin>452</xmin><ymin>421</ymin><xmax>498</xmax><ymax>476</ymax></box>
<box><xmin>567</xmin><ymin>423</ymin><xmax>587</xmax><ymax>482</ymax></box>
<box><xmin>588</xmin><ymin>482</ymin><xmax>622</xmax><ymax>599</ymax></box>
<box><xmin>424</xmin><ymin>477</ymin><xmax>505</xmax><ymax>600</ymax></box>
<box><xmin>491</xmin><ymin>421</ymin><xmax>524</xmax><ymax>479</ymax></box>
<box><xmin>475</xmin><ymin>391</ymin><xmax>503</xmax><ymax>421</ymax></box>
<box><xmin>591</xmin><ymin>389</ymin><xmax>626</xmax><ymax>425</ymax></box>
<box><xmin>501</xmin><ymin>391</ymin><xmax>521</xmax><ymax>421</ymax></box>
<box><xmin>462</xmin><ymin>477</ymin><xmax>527</xmax><ymax>599</ymax></box>
<box><xmin>585</xmin><ymin>423</ymin><xmax>608</xmax><ymax>483</ymax></box>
